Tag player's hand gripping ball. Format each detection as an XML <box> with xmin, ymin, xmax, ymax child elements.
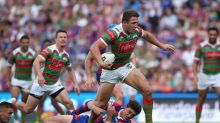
<box><xmin>101</xmin><ymin>52</ymin><xmax>115</xmax><ymax>64</ymax></box>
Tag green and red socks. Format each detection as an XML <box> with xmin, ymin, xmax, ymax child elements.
<box><xmin>143</xmin><ymin>98</ymin><xmax>153</xmax><ymax>123</ymax></box>
<box><xmin>71</xmin><ymin>101</ymin><xmax>90</xmax><ymax>116</ymax></box>
<box><xmin>196</xmin><ymin>104</ymin><xmax>203</xmax><ymax>123</ymax></box>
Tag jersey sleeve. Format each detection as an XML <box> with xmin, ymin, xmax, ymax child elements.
<box><xmin>100</xmin><ymin>30</ymin><xmax>118</xmax><ymax>46</ymax></box>
<box><xmin>39</xmin><ymin>48</ymin><xmax>50</xmax><ymax>60</ymax></box>
<box><xmin>7</xmin><ymin>52</ymin><xmax>15</xmax><ymax>66</ymax></box>
<box><xmin>194</xmin><ymin>45</ymin><xmax>202</xmax><ymax>61</ymax></box>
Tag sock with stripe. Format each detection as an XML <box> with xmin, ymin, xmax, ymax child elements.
<box><xmin>72</xmin><ymin>101</ymin><xmax>90</xmax><ymax>116</ymax></box>
<box><xmin>196</xmin><ymin>104</ymin><xmax>203</xmax><ymax>123</ymax></box>
<box><xmin>143</xmin><ymin>98</ymin><xmax>153</xmax><ymax>123</ymax></box>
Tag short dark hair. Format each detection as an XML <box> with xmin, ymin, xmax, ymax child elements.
<box><xmin>20</xmin><ymin>35</ymin><xmax>30</xmax><ymax>42</ymax></box>
<box><xmin>122</xmin><ymin>9</ymin><xmax>139</xmax><ymax>22</ymax></box>
<box><xmin>0</xmin><ymin>102</ymin><xmax>13</xmax><ymax>108</ymax></box>
<box><xmin>208</xmin><ymin>27</ymin><xmax>219</xmax><ymax>34</ymax></box>
<box><xmin>56</xmin><ymin>30</ymin><xmax>67</xmax><ymax>38</ymax></box>
<box><xmin>127</xmin><ymin>100</ymin><xmax>141</xmax><ymax>115</ymax></box>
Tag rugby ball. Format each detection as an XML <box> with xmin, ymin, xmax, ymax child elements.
<box><xmin>101</xmin><ymin>52</ymin><xmax>115</xmax><ymax>64</ymax></box>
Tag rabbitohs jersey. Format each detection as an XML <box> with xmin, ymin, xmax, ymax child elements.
<box><xmin>194</xmin><ymin>40</ymin><xmax>220</xmax><ymax>75</ymax></box>
<box><xmin>100</xmin><ymin>23</ymin><xmax>143</xmax><ymax>70</ymax></box>
<box><xmin>39</xmin><ymin>44</ymin><xmax>71</xmax><ymax>85</ymax></box>
<box><xmin>8</xmin><ymin>47</ymin><xmax>36</xmax><ymax>81</ymax></box>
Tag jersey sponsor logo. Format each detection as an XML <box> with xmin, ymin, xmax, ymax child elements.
<box><xmin>63</xmin><ymin>57</ymin><xmax>67</xmax><ymax>61</ymax></box>
<box><xmin>118</xmin><ymin>40</ymin><xmax>137</xmax><ymax>54</ymax></box>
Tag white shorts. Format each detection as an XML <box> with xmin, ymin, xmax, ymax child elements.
<box><xmin>100</xmin><ymin>63</ymin><xmax>135</xmax><ymax>84</ymax></box>
<box><xmin>121</xmin><ymin>83</ymin><xmax>137</xmax><ymax>96</ymax></box>
<box><xmin>30</xmin><ymin>80</ymin><xmax>64</xmax><ymax>98</ymax></box>
<box><xmin>198</xmin><ymin>72</ymin><xmax>220</xmax><ymax>90</ymax></box>
<box><xmin>11</xmin><ymin>77</ymin><xmax>32</xmax><ymax>93</ymax></box>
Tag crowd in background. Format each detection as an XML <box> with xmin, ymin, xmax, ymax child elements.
<box><xmin>0</xmin><ymin>0</ymin><xmax>220</xmax><ymax>93</ymax></box>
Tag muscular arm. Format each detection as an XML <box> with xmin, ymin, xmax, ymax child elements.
<box><xmin>193</xmin><ymin>60</ymin><xmax>200</xmax><ymax>76</ymax></box>
<box><xmin>142</xmin><ymin>30</ymin><xmax>164</xmax><ymax>49</ymax></box>
<box><xmin>142</xmin><ymin>30</ymin><xmax>175</xmax><ymax>53</ymax></box>
<box><xmin>6</xmin><ymin>66</ymin><xmax>12</xmax><ymax>83</ymax></box>
<box><xmin>85</xmin><ymin>52</ymin><xmax>94</xmax><ymax>81</ymax></box>
<box><xmin>87</xmin><ymin>101</ymin><xmax>105</xmax><ymax>115</ymax></box>
<box><xmin>33</xmin><ymin>55</ymin><xmax>45</xmax><ymax>78</ymax></box>
<box><xmin>66</xmin><ymin>67</ymin><xmax>77</xmax><ymax>85</ymax></box>
<box><xmin>66</xmin><ymin>67</ymin><xmax>80</xmax><ymax>95</ymax></box>
<box><xmin>89</xmin><ymin>39</ymin><xmax>107</xmax><ymax>67</ymax></box>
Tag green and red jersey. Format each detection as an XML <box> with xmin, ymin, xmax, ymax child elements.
<box><xmin>100</xmin><ymin>23</ymin><xmax>143</xmax><ymax>70</ymax></box>
<box><xmin>39</xmin><ymin>44</ymin><xmax>71</xmax><ymax>85</ymax></box>
<box><xmin>7</xmin><ymin>47</ymin><xmax>36</xmax><ymax>81</ymax></box>
<box><xmin>194</xmin><ymin>41</ymin><xmax>220</xmax><ymax>75</ymax></box>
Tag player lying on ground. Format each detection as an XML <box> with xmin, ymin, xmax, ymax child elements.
<box><xmin>43</xmin><ymin>99</ymin><xmax>141</xmax><ymax>123</ymax></box>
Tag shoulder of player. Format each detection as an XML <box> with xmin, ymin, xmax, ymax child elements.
<box><xmin>11</xmin><ymin>47</ymin><xmax>21</xmax><ymax>55</ymax></box>
<box><xmin>200</xmin><ymin>40</ymin><xmax>208</xmax><ymax>47</ymax></box>
<box><xmin>62</xmin><ymin>50</ymin><xmax>70</xmax><ymax>57</ymax></box>
<box><xmin>27</xmin><ymin>48</ymin><xmax>36</xmax><ymax>55</ymax></box>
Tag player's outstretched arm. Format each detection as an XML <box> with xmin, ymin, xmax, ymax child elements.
<box><xmin>142</xmin><ymin>30</ymin><xmax>175</xmax><ymax>53</ymax></box>
<box><xmin>66</xmin><ymin>67</ymin><xmax>80</xmax><ymax>95</ymax></box>
<box><xmin>85</xmin><ymin>51</ymin><xmax>95</xmax><ymax>88</ymax></box>
<box><xmin>33</xmin><ymin>55</ymin><xmax>46</xmax><ymax>86</ymax></box>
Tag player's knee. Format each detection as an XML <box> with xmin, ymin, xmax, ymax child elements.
<box><xmin>198</xmin><ymin>95</ymin><xmax>206</xmax><ymax>102</ymax></box>
<box><xmin>115</xmin><ymin>94</ymin><xmax>123</xmax><ymax>105</ymax></box>
<box><xmin>96</xmin><ymin>101</ymin><xmax>106</xmax><ymax>108</ymax></box>
<box><xmin>51</xmin><ymin>100</ymin><xmax>58</xmax><ymax>106</ymax></box>
<box><xmin>23</xmin><ymin>107</ymin><xmax>34</xmax><ymax>114</ymax></box>
<box><xmin>63</xmin><ymin>99</ymin><xmax>74</xmax><ymax>109</ymax></box>
<box><xmin>141</xmin><ymin>86</ymin><xmax>152</xmax><ymax>96</ymax></box>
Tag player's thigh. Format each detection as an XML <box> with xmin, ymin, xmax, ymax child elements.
<box><xmin>124</xmin><ymin>68</ymin><xmax>151</xmax><ymax>92</ymax></box>
<box><xmin>197</xmin><ymin>89</ymin><xmax>208</xmax><ymax>101</ymax></box>
<box><xmin>25</xmin><ymin>95</ymin><xmax>40</xmax><ymax>111</ymax></box>
<box><xmin>11</xmin><ymin>86</ymin><xmax>21</xmax><ymax>98</ymax></box>
<box><xmin>44</xmin><ymin>115</ymin><xmax>72</xmax><ymax>123</ymax></box>
<box><xmin>112</xmin><ymin>84</ymin><xmax>122</xmax><ymax>97</ymax></box>
<box><xmin>21</xmin><ymin>91</ymin><xmax>29</xmax><ymax>102</ymax></box>
<box><xmin>95</xmin><ymin>83</ymin><xmax>115</xmax><ymax>104</ymax></box>
<box><xmin>54</xmin><ymin>89</ymin><xmax>72</xmax><ymax>105</ymax></box>
<box><xmin>214</xmin><ymin>87</ymin><xmax>220</xmax><ymax>98</ymax></box>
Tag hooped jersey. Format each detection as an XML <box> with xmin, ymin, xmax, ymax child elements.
<box><xmin>194</xmin><ymin>40</ymin><xmax>220</xmax><ymax>75</ymax></box>
<box><xmin>100</xmin><ymin>23</ymin><xmax>143</xmax><ymax>70</ymax></box>
<box><xmin>8</xmin><ymin>47</ymin><xmax>36</xmax><ymax>81</ymax></box>
<box><xmin>95</xmin><ymin>101</ymin><xmax>131</xmax><ymax>123</ymax></box>
<box><xmin>39</xmin><ymin>44</ymin><xmax>71</xmax><ymax>85</ymax></box>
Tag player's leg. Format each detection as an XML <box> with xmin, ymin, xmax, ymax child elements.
<box><xmin>20</xmin><ymin>91</ymin><xmax>29</xmax><ymax>123</ymax></box>
<box><xmin>124</xmin><ymin>68</ymin><xmax>153</xmax><ymax>123</ymax></box>
<box><xmin>51</xmin><ymin>97</ymin><xmax>64</xmax><ymax>114</ymax></box>
<box><xmin>36</xmin><ymin>95</ymin><xmax>46</xmax><ymax>122</ymax></box>
<box><xmin>72</xmin><ymin>100</ymin><xmax>91</xmax><ymax>115</ymax></box>
<box><xmin>52</xmin><ymin>88</ymin><xmax>74</xmax><ymax>114</ymax></box>
<box><xmin>88</xmin><ymin>83</ymin><xmax>115</xmax><ymax>123</ymax></box>
<box><xmin>195</xmin><ymin>73</ymin><xmax>211</xmax><ymax>123</ymax></box>
<box><xmin>195</xmin><ymin>89</ymin><xmax>208</xmax><ymax>123</ymax></box>
<box><xmin>43</xmin><ymin>115</ymin><xmax>73</xmax><ymax>123</ymax></box>
<box><xmin>16</xmin><ymin>94</ymin><xmax>40</xmax><ymax>114</ymax></box>
<box><xmin>15</xmin><ymin>81</ymin><xmax>44</xmax><ymax>114</ymax></box>
<box><xmin>10</xmin><ymin>86</ymin><xmax>20</xmax><ymax>121</ymax></box>
<box><xmin>214</xmin><ymin>87</ymin><xmax>220</xmax><ymax>109</ymax></box>
<box><xmin>111</xmin><ymin>83</ymin><xmax>123</xmax><ymax>105</ymax></box>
